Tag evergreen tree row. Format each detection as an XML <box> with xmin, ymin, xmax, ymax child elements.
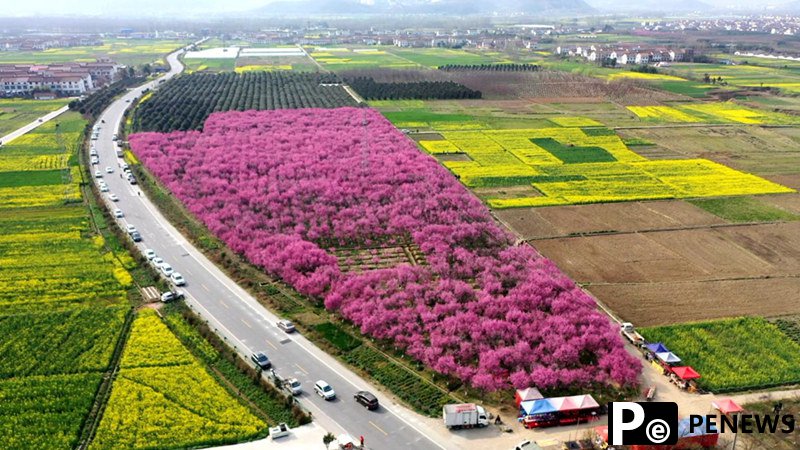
<box><xmin>69</xmin><ymin>76</ymin><xmax>146</xmax><ymax>120</ymax></box>
<box><xmin>438</xmin><ymin>63</ymin><xmax>542</xmax><ymax>72</ymax></box>
<box><xmin>133</xmin><ymin>72</ymin><xmax>357</xmax><ymax>132</ymax></box>
<box><xmin>345</xmin><ymin>77</ymin><xmax>481</xmax><ymax>100</ymax></box>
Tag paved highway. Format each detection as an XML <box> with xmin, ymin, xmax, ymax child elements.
<box><xmin>91</xmin><ymin>45</ymin><xmax>445</xmax><ymax>450</ymax></box>
<box><xmin>0</xmin><ymin>104</ymin><xmax>69</xmax><ymax>145</ymax></box>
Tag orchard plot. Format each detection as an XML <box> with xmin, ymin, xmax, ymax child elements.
<box><xmin>130</xmin><ymin>107</ymin><xmax>640</xmax><ymax>392</ymax></box>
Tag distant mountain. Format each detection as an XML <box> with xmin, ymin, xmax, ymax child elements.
<box><xmin>255</xmin><ymin>0</ymin><xmax>595</xmax><ymax>16</ymax></box>
<box><xmin>586</xmin><ymin>0</ymin><xmax>712</xmax><ymax>13</ymax></box>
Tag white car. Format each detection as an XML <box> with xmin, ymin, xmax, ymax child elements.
<box><xmin>113</xmin><ymin>208</ymin><xmax>123</xmax><ymax>218</ymax></box>
<box><xmin>121</xmin><ymin>163</ymin><xmax>129</xmax><ymax>170</ymax></box>
<box><xmin>91</xmin><ymin>157</ymin><xmax>99</xmax><ymax>165</ymax></box>
<box><xmin>108</xmin><ymin>193</ymin><xmax>119</xmax><ymax>202</ymax></box>
<box><xmin>99</xmin><ymin>184</ymin><xmax>109</xmax><ymax>192</ymax></box>
<box><xmin>125</xmin><ymin>224</ymin><xmax>137</xmax><ymax>233</ymax></box>
<box><xmin>105</xmin><ymin>166</ymin><xmax>114</xmax><ymax>173</ymax></box>
<box><xmin>160</xmin><ymin>263</ymin><xmax>174</xmax><ymax>276</ymax></box>
<box><xmin>151</xmin><ymin>257</ymin><xmax>165</xmax><ymax>268</ymax></box>
<box><xmin>314</xmin><ymin>380</ymin><xmax>336</xmax><ymax>401</ymax></box>
<box><xmin>144</xmin><ymin>249</ymin><xmax>156</xmax><ymax>260</ymax></box>
<box><xmin>94</xmin><ymin>170</ymin><xmax>102</xmax><ymax>178</ymax></box>
<box><xmin>170</xmin><ymin>272</ymin><xmax>186</xmax><ymax>286</ymax></box>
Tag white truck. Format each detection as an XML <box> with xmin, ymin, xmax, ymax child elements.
<box><xmin>269</xmin><ymin>423</ymin><xmax>290</xmax><ymax>440</ymax></box>
<box><xmin>620</xmin><ymin>322</ymin><xmax>645</xmax><ymax>346</ymax></box>
<box><xmin>443</xmin><ymin>403</ymin><xmax>489</xmax><ymax>429</ymax></box>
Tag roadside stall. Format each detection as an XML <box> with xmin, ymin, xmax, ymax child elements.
<box><xmin>654</xmin><ymin>351</ymin><xmax>681</xmax><ymax>373</ymax></box>
<box><xmin>630</xmin><ymin>416</ymin><xmax>718</xmax><ymax>450</ymax></box>
<box><xmin>520</xmin><ymin>395</ymin><xmax>601</xmax><ymax>429</ymax></box>
<box><xmin>520</xmin><ymin>398</ymin><xmax>559</xmax><ymax>428</ymax></box>
<box><xmin>712</xmin><ymin>398</ymin><xmax>743</xmax><ymax>416</ymax></box>
<box><xmin>670</xmin><ymin>366</ymin><xmax>701</xmax><ymax>391</ymax></box>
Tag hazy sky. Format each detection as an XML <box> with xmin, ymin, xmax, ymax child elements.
<box><xmin>1</xmin><ymin>0</ymin><xmax>784</xmax><ymax>16</ymax></box>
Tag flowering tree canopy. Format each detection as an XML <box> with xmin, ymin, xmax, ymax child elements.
<box><xmin>130</xmin><ymin>107</ymin><xmax>640</xmax><ymax>392</ymax></box>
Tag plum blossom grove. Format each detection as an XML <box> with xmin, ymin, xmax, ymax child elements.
<box><xmin>130</xmin><ymin>107</ymin><xmax>640</xmax><ymax>391</ymax></box>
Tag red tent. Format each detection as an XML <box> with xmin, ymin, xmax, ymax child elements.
<box><xmin>712</xmin><ymin>398</ymin><xmax>743</xmax><ymax>414</ymax></box>
<box><xmin>594</xmin><ymin>425</ymin><xmax>608</xmax><ymax>444</ymax></box>
<box><xmin>672</xmin><ymin>366</ymin><xmax>701</xmax><ymax>380</ymax></box>
<box><xmin>515</xmin><ymin>387</ymin><xmax>543</xmax><ymax>407</ymax></box>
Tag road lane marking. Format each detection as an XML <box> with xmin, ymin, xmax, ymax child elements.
<box><xmin>369</xmin><ymin>421</ymin><xmax>389</xmax><ymax>436</ymax></box>
<box><xmin>241</xmin><ymin>319</ymin><xmax>252</xmax><ymax>329</ymax></box>
<box><xmin>220</xmin><ymin>300</ymin><xmax>229</xmax><ymax>309</ymax></box>
<box><xmin>266</xmin><ymin>340</ymin><xmax>278</xmax><ymax>350</ymax></box>
<box><xmin>201</xmin><ymin>283</ymin><xmax>210</xmax><ymax>292</ymax></box>
<box><xmin>295</xmin><ymin>363</ymin><xmax>308</xmax><ymax>375</ymax></box>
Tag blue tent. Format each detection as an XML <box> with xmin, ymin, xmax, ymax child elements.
<box><xmin>520</xmin><ymin>399</ymin><xmax>558</xmax><ymax>416</ymax></box>
<box><xmin>646</xmin><ymin>342</ymin><xmax>670</xmax><ymax>353</ymax></box>
<box><xmin>679</xmin><ymin>416</ymin><xmax>718</xmax><ymax>437</ymax></box>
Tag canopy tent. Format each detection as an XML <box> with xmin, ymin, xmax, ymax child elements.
<box><xmin>515</xmin><ymin>387</ymin><xmax>544</xmax><ymax>407</ymax></box>
<box><xmin>568</xmin><ymin>394</ymin><xmax>600</xmax><ymax>410</ymax></box>
<box><xmin>655</xmin><ymin>351</ymin><xmax>682</xmax><ymax>364</ymax></box>
<box><xmin>712</xmin><ymin>398</ymin><xmax>744</xmax><ymax>415</ymax></box>
<box><xmin>678</xmin><ymin>416</ymin><xmax>718</xmax><ymax>437</ymax></box>
<box><xmin>548</xmin><ymin>396</ymin><xmax>580</xmax><ymax>411</ymax></box>
<box><xmin>646</xmin><ymin>342</ymin><xmax>670</xmax><ymax>353</ymax></box>
<box><xmin>520</xmin><ymin>399</ymin><xmax>558</xmax><ymax>416</ymax></box>
<box><xmin>672</xmin><ymin>366</ymin><xmax>701</xmax><ymax>380</ymax></box>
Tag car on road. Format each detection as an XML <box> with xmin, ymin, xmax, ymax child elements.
<box><xmin>277</xmin><ymin>319</ymin><xmax>295</xmax><ymax>333</ymax></box>
<box><xmin>99</xmin><ymin>183</ymin><xmax>109</xmax><ymax>192</ymax></box>
<box><xmin>105</xmin><ymin>166</ymin><xmax>114</xmax><ymax>173</ymax></box>
<box><xmin>125</xmin><ymin>224</ymin><xmax>137</xmax><ymax>233</ymax></box>
<box><xmin>151</xmin><ymin>256</ymin><xmax>164</xmax><ymax>268</ymax></box>
<box><xmin>94</xmin><ymin>170</ymin><xmax>102</xmax><ymax>178</ymax></box>
<box><xmin>354</xmin><ymin>391</ymin><xmax>379</xmax><ymax>410</ymax></box>
<box><xmin>91</xmin><ymin>156</ymin><xmax>99</xmax><ymax>165</ymax></box>
<box><xmin>130</xmin><ymin>231</ymin><xmax>142</xmax><ymax>242</ymax></box>
<box><xmin>514</xmin><ymin>441</ymin><xmax>539</xmax><ymax>450</ymax></box>
<box><xmin>250</xmin><ymin>352</ymin><xmax>271</xmax><ymax>370</ymax></box>
<box><xmin>160</xmin><ymin>263</ymin><xmax>174</xmax><ymax>276</ymax></box>
<box><xmin>113</xmin><ymin>208</ymin><xmax>123</xmax><ymax>218</ymax></box>
<box><xmin>314</xmin><ymin>380</ymin><xmax>336</xmax><ymax>401</ymax></box>
<box><xmin>112</xmin><ymin>134</ymin><xmax>119</xmax><ymax>141</ymax></box>
<box><xmin>127</xmin><ymin>174</ymin><xmax>137</xmax><ymax>184</ymax></box>
<box><xmin>144</xmin><ymin>249</ymin><xmax>156</xmax><ymax>260</ymax></box>
<box><xmin>170</xmin><ymin>272</ymin><xmax>186</xmax><ymax>286</ymax></box>
<box><xmin>108</xmin><ymin>193</ymin><xmax>119</xmax><ymax>202</ymax></box>
<box><xmin>121</xmin><ymin>163</ymin><xmax>129</xmax><ymax>170</ymax></box>
<box><xmin>283</xmin><ymin>378</ymin><xmax>302</xmax><ymax>396</ymax></box>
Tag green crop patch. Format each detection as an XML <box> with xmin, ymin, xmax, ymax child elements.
<box><xmin>315</xmin><ymin>322</ymin><xmax>362</xmax><ymax>352</ymax></box>
<box><xmin>0</xmin><ymin>170</ymin><xmax>64</xmax><ymax>188</ymax></box>
<box><xmin>689</xmin><ymin>197</ymin><xmax>800</xmax><ymax>222</ymax></box>
<box><xmin>532</xmin><ymin>138</ymin><xmax>618</xmax><ymax>164</ymax></box>
<box><xmin>642</xmin><ymin>317</ymin><xmax>800</xmax><ymax>392</ymax></box>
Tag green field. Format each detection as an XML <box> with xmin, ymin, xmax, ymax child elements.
<box><xmin>390</xmin><ymin>48</ymin><xmax>508</xmax><ymax>68</ymax></box>
<box><xmin>0</xmin><ymin>111</ymin><xmax>136</xmax><ymax>450</ymax></box>
<box><xmin>0</xmin><ymin>39</ymin><xmax>185</xmax><ymax>66</ymax></box>
<box><xmin>0</xmin><ymin>99</ymin><xmax>69</xmax><ymax>137</ymax></box>
<box><xmin>183</xmin><ymin>57</ymin><xmax>238</xmax><ymax>72</ymax></box>
<box><xmin>689</xmin><ymin>196</ymin><xmax>800</xmax><ymax>222</ymax></box>
<box><xmin>308</xmin><ymin>47</ymin><xmax>420</xmax><ymax>71</ymax></box>
<box><xmin>641</xmin><ymin>317</ymin><xmax>800</xmax><ymax>392</ymax></box>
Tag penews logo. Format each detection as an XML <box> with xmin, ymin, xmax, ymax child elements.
<box><xmin>608</xmin><ymin>402</ymin><xmax>678</xmax><ymax>445</ymax></box>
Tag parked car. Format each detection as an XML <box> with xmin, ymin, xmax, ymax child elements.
<box><xmin>283</xmin><ymin>378</ymin><xmax>302</xmax><ymax>396</ymax></box>
<box><xmin>277</xmin><ymin>319</ymin><xmax>295</xmax><ymax>333</ymax></box>
<box><xmin>269</xmin><ymin>423</ymin><xmax>290</xmax><ymax>440</ymax></box>
<box><xmin>130</xmin><ymin>231</ymin><xmax>142</xmax><ymax>242</ymax></box>
<box><xmin>121</xmin><ymin>163</ymin><xmax>129</xmax><ymax>170</ymax></box>
<box><xmin>314</xmin><ymin>380</ymin><xmax>336</xmax><ymax>400</ymax></box>
<box><xmin>91</xmin><ymin>157</ymin><xmax>99</xmax><ymax>165</ymax></box>
<box><xmin>125</xmin><ymin>224</ymin><xmax>137</xmax><ymax>233</ymax></box>
<box><xmin>170</xmin><ymin>272</ymin><xmax>186</xmax><ymax>286</ymax></box>
<box><xmin>99</xmin><ymin>184</ymin><xmax>109</xmax><ymax>192</ymax></box>
<box><xmin>113</xmin><ymin>208</ymin><xmax>123</xmax><ymax>218</ymax></box>
<box><xmin>94</xmin><ymin>170</ymin><xmax>102</xmax><ymax>178</ymax></box>
<box><xmin>160</xmin><ymin>263</ymin><xmax>174</xmax><ymax>276</ymax></box>
<box><xmin>105</xmin><ymin>166</ymin><xmax>114</xmax><ymax>173</ymax></box>
<box><xmin>112</xmin><ymin>134</ymin><xmax>119</xmax><ymax>141</ymax></box>
<box><xmin>354</xmin><ymin>391</ymin><xmax>379</xmax><ymax>410</ymax></box>
<box><xmin>108</xmin><ymin>193</ymin><xmax>119</xmax><ymax>202</ymax></box>
<box><xmin>151</xmin><ymin>257</ymin><xmax>165</xmax><ymax>269</ymax></box>
<box><xmin>250</xmin><ymin>352</ymin><xmax>271</xmax><ymax>370</ymax></box>
<box><xmin>144</xmin><ymin>249</ymin><xmax>156</xmax><ymax>260</ymax></box>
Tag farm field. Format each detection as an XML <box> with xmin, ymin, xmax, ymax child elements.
<box><xmin>390</xmin><ymin>47</ymin><xmax>509</xmax><ymax>68</ymax></box>
<box><xmin>668</xmin><ymin>62</ymin><xmax>800</xmax><ymax>94</ymax></box>
<box><xmin>308</xmin><ymin>47</ymin><xmax>420</xmax><ymax>70</ymax></box>
<box><xmin>0</xmin><ymin>99</ymin><xmax>70</xmax><ymax>136</ymax></box>
<box><xmin>641</xmin><ymin>317</ymin><xmax>800</xmax><ymax>392</ymax></box>
<box><xmin>0</xmin><ymin>38</ymin><xmax>185</xmax><ymax>66</ymax></box>
<box><xmin>90</xmin><ymin>309</ymin><xmax>266</xmax><ymax>450</ymax></box>
<box><xmin>0</xmin><ymin>111</ymin><xmax>135</xmax><ymax>449</ymax></box>
<box><xmin>183</xmin><ymin>57</ymin><xmax>237</xmax><ymax>72</ymax></box>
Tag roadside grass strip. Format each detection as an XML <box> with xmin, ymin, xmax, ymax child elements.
<box><xmin>90</xmin><ymin>310</ymin><xmax>266</xmax><ymax>450</ymax></box>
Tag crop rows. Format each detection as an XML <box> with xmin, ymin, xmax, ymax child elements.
<box><xmin>132</xmin><ymin>71</ymin><xmax>358</xmax><ymax>132</ymax></box>
<box><xmin>346</xmin><ymin>76</ymin><xmax>481</xmax><ymax>100</ymax></box>
<box><xmin>91</xmin><ymin>310</ymin><xmax>266</xmax><ymax>450</ymax></box>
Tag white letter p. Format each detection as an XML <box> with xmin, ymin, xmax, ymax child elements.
<box><xmin>611</xmin><ymin>402</ymin><xmax>645</xmax><ymax>445</ymax></box>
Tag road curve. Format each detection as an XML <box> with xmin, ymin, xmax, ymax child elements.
<box><xmin>92</xmin><ymin>45</ymin><xmax>446</xmax><ymax>450</ymax></box>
